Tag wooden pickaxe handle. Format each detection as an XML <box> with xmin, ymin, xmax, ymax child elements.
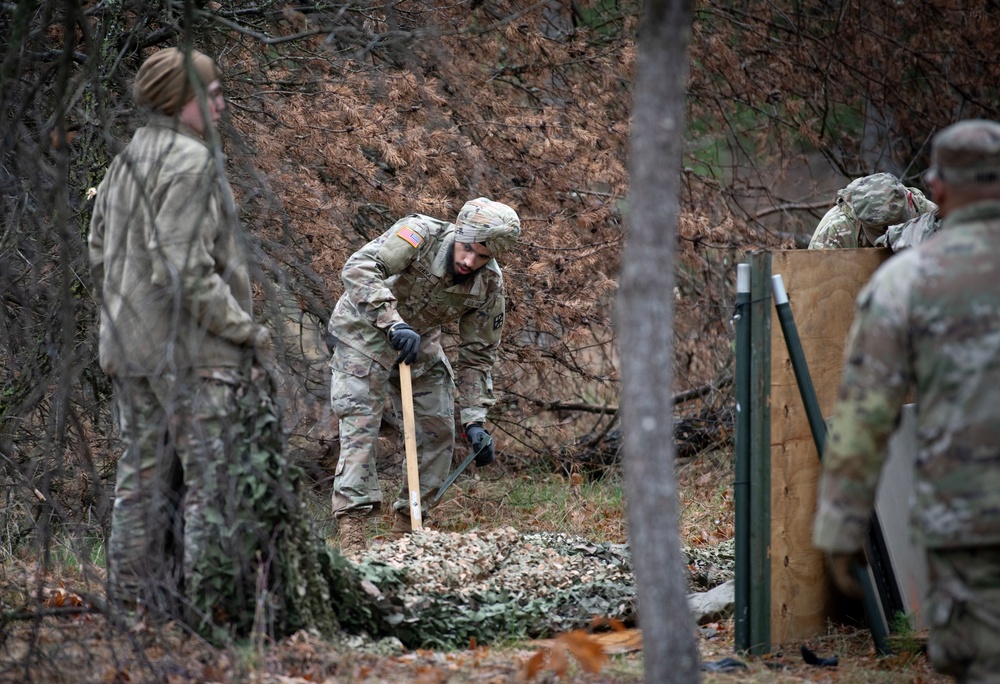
<box><xmin>398</xmin><ymin>362</ymin><xmax>423</xmax><ymax>530</ymax></box>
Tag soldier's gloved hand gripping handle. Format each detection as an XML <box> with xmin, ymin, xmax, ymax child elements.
<box><xmin>465</xmin><ymin>424</ymin><xmax>495</xmax><ymax>466</ymax></box>
<box><xmin>388</xmin><ymin>322</ymin><xmax>420</xmax><ymax>365</ymax></box>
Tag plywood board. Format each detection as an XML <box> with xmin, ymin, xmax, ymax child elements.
<box><xmin>768</xmin><ymin>248</ymin><xmax>892</xmax><ymax>646</ymax></box>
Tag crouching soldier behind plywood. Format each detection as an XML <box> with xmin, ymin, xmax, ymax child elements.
<box><xmin>808</xmin><ymin>172</ymin><xmax>937</xmax><ymax>249</ymax></box>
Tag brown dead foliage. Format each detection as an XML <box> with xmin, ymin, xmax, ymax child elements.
<box><xmin>5</xmin><ymin>1</ymin><xmax>1000</xmax><ymax>496</ymax></box>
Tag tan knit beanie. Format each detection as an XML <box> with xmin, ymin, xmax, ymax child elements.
<box><xmin>133</xmin><ymin>47</ymin><xmax>219</xmax><ymax>116</ymax></box>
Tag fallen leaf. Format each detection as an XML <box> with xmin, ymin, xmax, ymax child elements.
<box><xmin>201</xmin><ymin>662</ymin><xmax>229</xmax><ymax>682</ymax></box>
<box><xmin>591</xmin><ymin>628</ymin><xmax>644</xmax><ymax>654</ymax></box>
<box><xmin>43</xmin><ymin>587</ymin><xmax>84</xmax><ymax>609</ymax></box>
<box><xmin>102</xmin><ymin>667</ymin><xmax>130</xmax><ymax>684</ymax></box>
<box><xmin>590</xmin><ymin>616</ymin><xmax>627</xmax><ymax>632</ymax></box>
<box><xmin>557</xmin><ymin>630</ymin><xmax>608</xmax><ymax>674</ymax></box>
<box><xmin>517</xmin><ymin>650</ymin><xmax>547</xmax><ymax>682</ymax></box>
<box><xmin>549</xmin><ymin>642</ymin><xmax>569</xmax><ymax>677</ymax></box>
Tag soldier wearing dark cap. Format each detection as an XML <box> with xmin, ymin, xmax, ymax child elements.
<box><xmin>88</xmin><ymin>48</ymin><xmax>339</xmax><ymax>637</ymax></box>
<box><xmin>328</xmin><ymin>198</ymin><xmax>520</xmax><ymax>553</ymax></box>
<box><xmin>813</xmin><ymin>119</ymin><xmax>1000</xmax><ymax>681</ymax></box>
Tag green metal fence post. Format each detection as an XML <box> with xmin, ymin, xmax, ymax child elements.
<box><xmin>734</xmin><ymin>263</ymin><xmax>751</xmax><ymax>653</ymax></box>
<box><xmin>747</xmin><ymin>251</ymin><xmax>772</xmax><ymax>655</ymax></box>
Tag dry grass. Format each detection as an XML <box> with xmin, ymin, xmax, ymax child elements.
<box><xmin>677</xmin><ymin>450</ymin><xmax>736</xmax><ymax>548</ymax></box>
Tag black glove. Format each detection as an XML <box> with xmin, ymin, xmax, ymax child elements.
<box><xmin>388</xmin><ymin>322</ymin><xmax>420</xmax><ymax>365</ymax></box>
<box><xmin>465</xmin><ymin>424</ymin><xmax>495</xmax><ymax>466</ymax></box>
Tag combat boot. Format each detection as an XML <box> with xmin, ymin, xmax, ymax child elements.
<box><xmin>390</xmin><ymin>510</ymin><xmax>413</xmax><ymax>540</ymax></box>
<box><xmin>338</xmin><ymin>513</ymin><xmax>368</xmax><ymax>555</ymax></box>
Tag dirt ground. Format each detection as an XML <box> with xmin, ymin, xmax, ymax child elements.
<box><xmin>0</xmin><ymin>547</ymin><xmax>950</xmax><ymax>684</ymax></box>
<box><xmin>0</xmin><ymin>602</ymin><xmax>950</xmax><ymax>683</ymax></box>
<box><xmin>0</xmin><ymin>457</ymin><xmax>953</xmax><ymax>683</ymax></box>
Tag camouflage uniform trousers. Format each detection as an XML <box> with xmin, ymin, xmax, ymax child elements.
<box><xmin>108</xmin><ymin>370</ymin><xmax>263</xmax><ymax>620</ymax></box>
<box><xmin>926</xmin><ymin>547</ymin><xmax>1000</xmax><ymax>683</ymax></box>
<box><xmin>107</xmin><ymin>375</ymin><xmax>184</xmax><ymax>613</ymax></box>
<box><xmin>330</xmin><ymin>343</ymin><xmax>455</xmax><ymax>518</ymax></box>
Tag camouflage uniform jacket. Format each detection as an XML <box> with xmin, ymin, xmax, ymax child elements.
<box><xmin>876</xmin><ymin>212</ymin><xmax>943</xmax><ymax>252</ymax></box>
<box><xmin>808</xmin><ymin>204</ymin><xmax>866</xmax><ymax>249</ymax></box>
<box><xmin>813</xmin><ymin>200</ymin><xmax>1000</xmax><ymax>552</ymax></box>
<box><xmin>328</xmin><ymin>214</ymin><xmax>506</xmax><ymax>425</ymax></box>
<box><xmin>88</xmin><ymin>115</ymin><xmax>259</xmax><ymax>377</ymax></box>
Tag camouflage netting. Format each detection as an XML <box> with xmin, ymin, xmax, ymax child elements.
<box><xmin>352</xmin><ymin>528</ymin><xmax>636</xmax><ymax>649</ymax></box>
<box><xmin>333</xmin><ymin>529</ymin><xmax>735</xmax><ymax>650</ymax></box>
<box><xmin>180</xmin><ymin>363</ymin><xmax>375</xmax><ymax>643</ymax></box>
<box><xmin>685</xmin><ymin>538</ymin><xmax>735</xmax><ymax>590</ymax></box>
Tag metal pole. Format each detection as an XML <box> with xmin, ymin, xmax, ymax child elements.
<box><xmin>734</xmin><ymin>263</ymin><xmax>751</xmax><ymax>653</ymax></box>
<box><xmin>771</xmin><ymin>275</ymin><xmax>827</xmax><ymax>456</ymax></box>
<box><xmin>770</xmin><ymin>274</ymin><xmax>891</xmax><ymax>656</ymax></box>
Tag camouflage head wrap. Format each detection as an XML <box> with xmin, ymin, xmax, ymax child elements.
<box><xmin>837</xmin><ymin>172</ymin><xmax>928</xmax><ymax>244</ymax></box>
<box><xmin>133</xmin><ymin>47</ymin><xmax>219</xmax><ymax>116</ymax></box>
<box><xmin>929</xmin><ymin>119</ymin><xmax>1000</xmax><ymax>186</ymax></box>
<box><xmin>454</xmin><ymin>197</ymin><xmax>521</xmax><ymax>260</ymax></box>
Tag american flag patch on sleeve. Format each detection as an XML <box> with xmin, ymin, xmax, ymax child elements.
<box><xmin>396</xmin><ymin>226</ymin><xmax>422</xmax><ymax>248</ymax></box>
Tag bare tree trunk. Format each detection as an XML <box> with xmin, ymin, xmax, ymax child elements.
<box><xmin>619</xmin><ymin>0</ymin><xmax>700</xmax><ymax>682</ymax></box>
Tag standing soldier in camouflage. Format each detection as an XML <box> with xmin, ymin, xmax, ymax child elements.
<box><xmin>89</xmin><ymin>48</ymin><xmax>344</xmax><ymax>640</ymax></box>
<box><xmin>807</xmin><ymin>172</ymin><xmax>936</xmax><ymax>249</ymax></box>
<box><xmin>328</xmin><ymin>198</ymin><xmax>520</xmax><ymax>553</ymax></box>
<box><xmin>813</xmin><ymin>119</ymin><xmax>1000</xmax><ymax>681</ymax></box>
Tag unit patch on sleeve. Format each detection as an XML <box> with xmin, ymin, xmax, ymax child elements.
<box><xmin>493</xmin><ymin>312</ymin><xmax>504</xmax><ymax>330</ymax></box>
<box><xmin>396</xmin><ymin>225</ymin><xmax>422</xmax><ymax>248</ymax></box>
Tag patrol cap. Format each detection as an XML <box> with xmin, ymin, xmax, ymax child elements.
<box><xmin>928</xmin><ymin>119</ymin><xmax>1000</xmax><ymax>185</ymax></box>
<box><xmin>454</xmin><ymin>197</ymin><xmax>521</xmax><ymax>259</ymax></box>
<box><xmin>133</xmin><ymin>47</ymin><xmax>219</xmax><ymax>116</ymax></box>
